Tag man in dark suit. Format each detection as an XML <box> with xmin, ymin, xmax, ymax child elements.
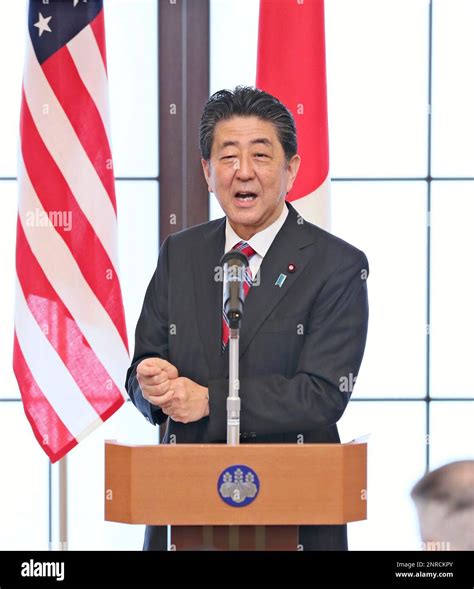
<box><xmin>126</xmin><ymin>86</ymin><xmax>369</xmax><ymax>551</ymax></box>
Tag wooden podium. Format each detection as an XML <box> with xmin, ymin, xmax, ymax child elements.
<box><xmin>104</xmin><ymin>440</ymin><xmax>367</xmax><ymax>550</ymax></box>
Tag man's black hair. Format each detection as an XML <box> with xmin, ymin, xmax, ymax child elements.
<box><xmin>199</xmin><ymin>85</ymin><xmax>297</xmax><ymax>162</ymax></box>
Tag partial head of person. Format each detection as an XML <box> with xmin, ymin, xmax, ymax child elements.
<box><xmin>199</xmin><ymin>86</ymin><xmax>301</xmax><ymax>241</ymax></box>
<box><xmin>411</xmin><ymin>460</ymin><xmax>474</xmax><ymax>550</ymax></box>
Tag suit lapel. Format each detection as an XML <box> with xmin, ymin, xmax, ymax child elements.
<box><xmin>237</xmin><ymin>203</ymin><xmax>316</xmax><ymax>360</ymax></box>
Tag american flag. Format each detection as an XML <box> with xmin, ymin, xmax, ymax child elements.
<box><xmin>257</xmin><ymin>0</ymin><xmax>330</xmax><ymax>229</ymax></box>
<box><xmin>13</xmin><ymin>0</ymin><xmax>129</xmax><ymax>463</ymax></box>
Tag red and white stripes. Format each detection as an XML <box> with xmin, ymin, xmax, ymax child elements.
<box><xmin>14</xmin><ymin>7</ymin><xmax>128</xmax><ymax>463</ymax></box>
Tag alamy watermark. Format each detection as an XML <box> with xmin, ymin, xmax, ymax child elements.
<box><xmin>25</xmin><ymin>208</ymin><xmax>72</xmax><ymax>232</ymax></box>
<box><xmin>214</xmin><ymin>265</ymin><xmax>261</xmax><ymax>287</ymax></box>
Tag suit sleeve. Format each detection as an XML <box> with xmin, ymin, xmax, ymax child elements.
<box><xmin>124</xmin><ymin>235</ymin><xmax>172</xmax><ymax>426</ymax></box>
<box><xmin>205</xmin><ymin>250</ymin><xmax>369</xmax><ymax>441</ymax></box>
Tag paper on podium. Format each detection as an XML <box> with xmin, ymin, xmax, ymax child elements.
<box><xmin>344</xmin><ymin>433</ymin><xmax>371</xmax><ymax>444</ymax></box>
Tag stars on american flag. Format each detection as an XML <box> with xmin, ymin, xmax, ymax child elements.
<box><xmin>34</xmin><ymin>12</ymin><xmax>52</xmax><ymax>37</ymax></box>
<box><xmin>33</xmin><ymin>1</ymin><xmax>89</xmax><ymax>39</ymax></box>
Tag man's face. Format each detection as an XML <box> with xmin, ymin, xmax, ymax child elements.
<box><xmin>201</xmin><ymin>116</ymin><xmax>300</xmax><ymax>239</ymax></box>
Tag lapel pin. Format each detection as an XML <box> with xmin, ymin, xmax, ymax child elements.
<box><xmin>288</xmin><ymin>263</ymin><xmax>296</xmax><ymax>273</ymax></box>
<box><xmin>275</xmin><ymin>273</ymin><xmax>287</xmax><ymax>288</ymax></box>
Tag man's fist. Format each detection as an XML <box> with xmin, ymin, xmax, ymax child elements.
<box><xmin>161</xmin><ymin>377</ymin><xmax>210</xmax><ymax>424</ymax></box>
<box><xmin>136</xmin><ymin>358</ymin><xmax>178</xmax><ymax>406</ymax></box>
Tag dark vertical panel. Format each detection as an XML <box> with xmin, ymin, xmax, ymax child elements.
<box><xmin>158</xmin><ymin>0</ymin><xmax>210</xmax><ymax>443</ymax></box>
<box><xmin>186</xmin><ymin>0</ymin><xmax>211</xmax><ymax>228</ymax></box>
<box><xmin>159</xmin><ymin>0</ymin><xmax>210</xmax><ymax>243</ymax></box>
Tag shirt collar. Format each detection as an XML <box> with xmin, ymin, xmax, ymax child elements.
<box><xmin>225</xmin><ymin>202</ymin><xmax>289</xmax><ymax>257</ymax></box>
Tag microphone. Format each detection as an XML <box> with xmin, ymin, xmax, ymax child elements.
<box><xmin>220</xmin><ymin>249</ymin><xmax>249</xmax><ymax>329</ymax></box>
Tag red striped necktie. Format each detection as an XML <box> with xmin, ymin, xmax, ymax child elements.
<box><xmin>221</xmin><ymin>241</ymin><xmax>257</xmax><ymax>351</ymax></box>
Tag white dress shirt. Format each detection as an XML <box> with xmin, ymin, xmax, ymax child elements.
<box><xmin>224</xmin><ymin>202</ymin><xmax>289</xmax><ymax>278</ymax></box>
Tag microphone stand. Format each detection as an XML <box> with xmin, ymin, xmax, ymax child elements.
<box><xmin>220</xmin><ymin>250</ymin><xmax>248</xmax><ymax>446</ymax></box>
<box><xmin>227</xmin><ymin>325</ymin><xmax>241</xmax><ymax>445</ymax></box>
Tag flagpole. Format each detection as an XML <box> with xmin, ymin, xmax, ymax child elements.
<box><xmin>59</xmin><ymin>455</ymin><xmax>68</xmax><ymax>550</ymax></box>
<box><xmin>58</xmin><ymin>284</ymin><xmax>68</xmax><ymax>551</ymax></box>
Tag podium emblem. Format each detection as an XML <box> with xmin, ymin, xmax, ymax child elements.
<box><xmin>217</xmin><ymin>464</ymin><xmax>260</xmax><ymax>507</ymax></box>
